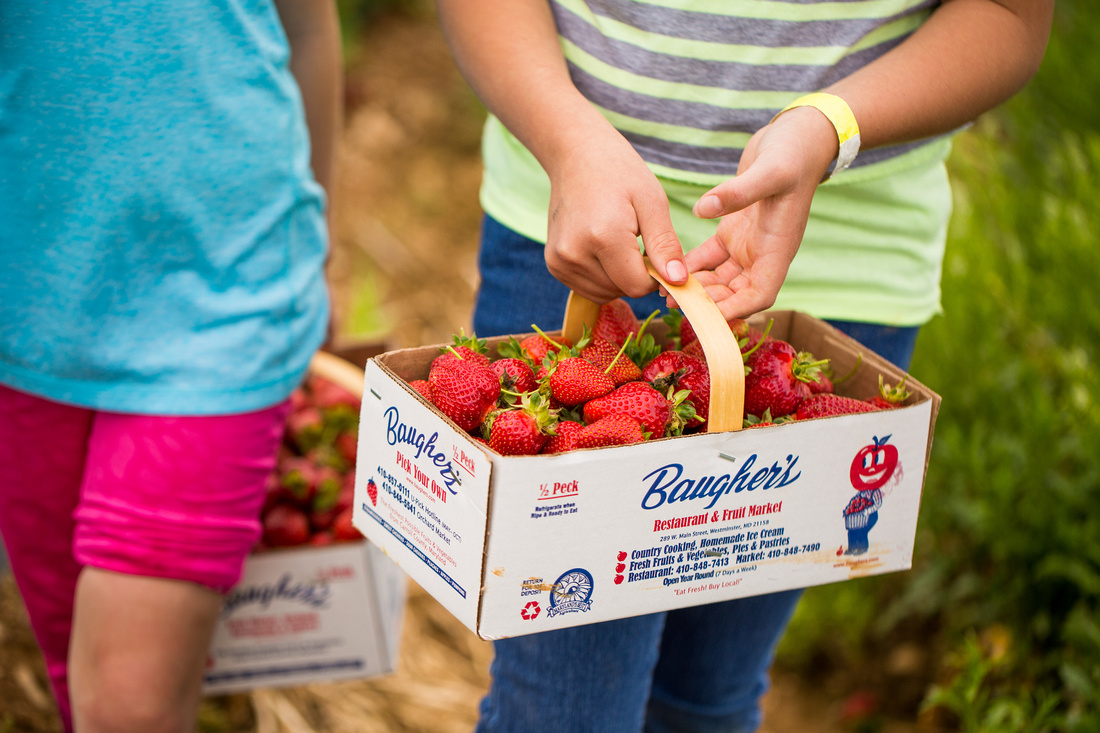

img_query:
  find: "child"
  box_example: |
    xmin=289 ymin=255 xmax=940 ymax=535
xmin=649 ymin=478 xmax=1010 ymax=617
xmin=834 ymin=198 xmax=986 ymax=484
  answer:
xmin=434 ymin=0 xmax=1053 ymax=730
xmin=0 ymin=1 xmax=341 ymax=730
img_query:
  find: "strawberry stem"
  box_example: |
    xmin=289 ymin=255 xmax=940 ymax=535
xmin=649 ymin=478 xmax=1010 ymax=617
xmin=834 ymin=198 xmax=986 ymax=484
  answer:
xmin=604 ymin=333 xmax=634 ymax=375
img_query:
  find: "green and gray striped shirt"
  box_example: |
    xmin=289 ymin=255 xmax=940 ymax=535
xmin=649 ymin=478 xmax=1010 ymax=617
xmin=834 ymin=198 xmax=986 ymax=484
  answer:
xmin=481 ymin=0 xmax=956 ymax=326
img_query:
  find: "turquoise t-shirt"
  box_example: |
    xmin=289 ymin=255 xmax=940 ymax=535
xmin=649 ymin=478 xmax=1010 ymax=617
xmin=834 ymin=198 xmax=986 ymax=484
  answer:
xmin=0 ymin=0 xmax=330 ymax=415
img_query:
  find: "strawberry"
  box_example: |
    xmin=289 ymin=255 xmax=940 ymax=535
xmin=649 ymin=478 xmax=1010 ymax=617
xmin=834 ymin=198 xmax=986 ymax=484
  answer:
xmin=408 ymin=379 xmax=433 ymax=401
xmin=665 ymin=309 xmax=757 ymax=354
xmin=483 ymin=392 xmax=556 ymax=456
xmin=308 ymin=468 xmax=345 ymax=528
xmin=795 ymin=393 xmax=881 ymax=420
xmin=289 ymin=385 xmax=311 ymax=412
xmin=308 ymin=375 xmax=361 ymax=410
xmin=581 ymin=335 xmax=641 ymax=386
xmin=277 ymin=455 xmax=321 ymax=504
xmin=433 ymin=330 xmax=490 ymax=369
xmin=542 ymin=419 xmax=584 ymax=454
xmin=574 ymin=414 xmax=647 ymax=449
xmin=334 ymin=430 xmax=357 ymax=463
xmin=809 ymin=370 xmax=834 ymax=394
xmin=512 ymin=331 xmax=571 ymax=366
xmin=682 ymin=338 xmax=706 ymax=363
xmin=583 ymin=381 xmax=671 ymax=438
xmin=593 ymin=298 xmax=640 ymax=347
xmin=546 ymin=356 xmax=615 ymax=407
xmin=743 ymin=339 xmax=828 ymax=419
xmin=308 ymin=531 xmax=336 ymax=546
xmin=262 ymin=503 xmax=311 ymax=547
xmin=365 ymin=477 xmax=378 ymax=505
xmin=428 ymin=358 xmax=501 ymax=433
xmin=642 ymin=350 xmax=710 ymax=431
xmin=492 ymin=357 xmax=538 ymax=396
xmin=867 ymin=375 xmax=910 ymax=409
xmin=284 ymin=404 xmax=324 ymax=453
xmin=332 ymin=506 xmax=362 ymax=541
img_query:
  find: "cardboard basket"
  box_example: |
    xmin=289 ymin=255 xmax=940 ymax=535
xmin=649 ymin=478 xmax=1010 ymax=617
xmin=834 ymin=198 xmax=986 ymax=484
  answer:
xmin=353 ymin=267 xmax=940 ymax=640
xmin=204 ymin=349 xmax=407 ymax=694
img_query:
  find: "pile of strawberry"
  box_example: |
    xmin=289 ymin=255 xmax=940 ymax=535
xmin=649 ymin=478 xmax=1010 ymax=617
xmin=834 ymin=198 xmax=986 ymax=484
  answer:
xmin=408 ymin=300 xmax=911 ymax=456
xmin=846 ymin=494 xmax=876 ymax=515
xmin=255 ymin=372 xmax=365 ymax=550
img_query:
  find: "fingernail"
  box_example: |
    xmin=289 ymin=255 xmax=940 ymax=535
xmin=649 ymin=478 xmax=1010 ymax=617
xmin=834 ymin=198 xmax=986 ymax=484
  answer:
xmin=694 ymin=195 xmax=721 ymax=218
xmin=667 ymin=259 xmax=687 ymax=283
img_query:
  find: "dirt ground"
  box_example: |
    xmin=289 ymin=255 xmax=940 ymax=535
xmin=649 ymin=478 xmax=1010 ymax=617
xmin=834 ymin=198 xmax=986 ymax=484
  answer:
xmin=0 ymin=7 xmax=936 ymax=732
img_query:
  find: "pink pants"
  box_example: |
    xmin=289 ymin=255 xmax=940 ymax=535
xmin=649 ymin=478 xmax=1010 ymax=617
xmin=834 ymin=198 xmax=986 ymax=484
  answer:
xmin=0 ymin=384 xmax=289 ymax=730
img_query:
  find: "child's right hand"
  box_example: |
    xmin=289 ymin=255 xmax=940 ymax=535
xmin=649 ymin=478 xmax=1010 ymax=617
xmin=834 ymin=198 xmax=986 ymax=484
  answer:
xmin=542 ymin=120 xmax=688 ymax=304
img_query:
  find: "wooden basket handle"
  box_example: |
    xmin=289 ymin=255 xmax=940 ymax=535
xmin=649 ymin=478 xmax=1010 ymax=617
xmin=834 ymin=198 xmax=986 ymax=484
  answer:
xmin=561 ymin=260 xmax=745 ymax=433
xmin=309 ymin=351 xmax=366 ymax=399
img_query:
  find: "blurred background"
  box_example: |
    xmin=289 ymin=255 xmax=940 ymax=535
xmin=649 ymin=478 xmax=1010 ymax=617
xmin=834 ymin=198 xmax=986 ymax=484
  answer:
xmin=2 ymin=1 xmax=1097 ymax=731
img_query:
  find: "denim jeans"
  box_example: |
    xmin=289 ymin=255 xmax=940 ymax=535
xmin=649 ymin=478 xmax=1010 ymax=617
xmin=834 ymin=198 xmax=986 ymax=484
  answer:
xmin=472 ymin=215 xmax=919 ymax=733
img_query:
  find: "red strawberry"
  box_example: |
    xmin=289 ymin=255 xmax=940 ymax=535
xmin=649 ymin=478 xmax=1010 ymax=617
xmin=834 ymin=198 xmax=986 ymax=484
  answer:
xmin=581 ymin=336 xmax=641 ymax=386
xmin=593 ymin=298 xmax=640 ymax=347
xmin=277 ymin=455 xmax=321 ymax=504
xmin=542 ymin=420 xmax=585 ymax=454
xmin=408 ymin=379 xmax=433 ymax=401
xmin=547 ymin=356 xmax=615 ymax=407
xmin=492 ymin=357 xmax=538 ymax=395
xmin=262 ymin=503 xmax=311 ymax=547
xmin=574 ymin=414 xmax=647 ymax=449
xmin=433 ymin=330 xmax=490 ymax=369
xmin=284 ymin=405 xmax=324 ymax=452
xmin=642 ymin=350 xmax=710 ymax=431
xmin=809 ymin=370 xmax=834 ymax=394
xmin=289 ymin=385 xmax=310 ymax=412
xmin=333 ymin=506 xmax=363 ymax=541
xmin=335 ymin=430 xmax=357 ymax=463
xmin=428 ymin=359 xmax=501 ymax=433
xmin=486 ymin=410 xmax=548 ymax=455
xmin=517 ymin=332 xmax=571 ymax=365
xmin=365 ymin=477 xmax=378 ymax=505
xmin=682 ymin=338 xmax=706 ymax=362
xmin=867 ymin=375 xmax=910 ymax=409
xmin=583 ymin=381 xmax=671 ymax=438
xmin=743 ymin=409 xmax=787 ymax=429
xmin=308 ymin=531 xmax=336 ymax=546
xmin=743 ymin=340 xmax=828 ymax=419
xmin=795 ymin=393 xmax=881 ymax=420
xmin=667 ymin=309 xmax=756 ymax=353
xmin=483 ymin=392 xmax=556 ymax=456
xmin=308 ymin=376 xmax=361 ymax=410
xmin=309 ymin=469 xmax=345 ymax=529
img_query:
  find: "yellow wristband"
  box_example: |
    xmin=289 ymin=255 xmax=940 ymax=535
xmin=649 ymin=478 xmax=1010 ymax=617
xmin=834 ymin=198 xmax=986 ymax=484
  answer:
xmin=771 ymin=92 xmax=861 ymax=181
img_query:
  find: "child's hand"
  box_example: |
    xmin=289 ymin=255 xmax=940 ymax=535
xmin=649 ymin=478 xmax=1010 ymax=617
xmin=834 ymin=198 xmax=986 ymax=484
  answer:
xmin=543 ymin=122 xmax=688 ymax=303
xmin=680 ymin=106 xmax=840 ymax=321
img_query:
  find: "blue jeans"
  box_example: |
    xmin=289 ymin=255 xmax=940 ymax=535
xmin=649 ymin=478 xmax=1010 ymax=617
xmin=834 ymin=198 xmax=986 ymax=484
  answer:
xmin=473 ymin=215 xmax=919 ymax=733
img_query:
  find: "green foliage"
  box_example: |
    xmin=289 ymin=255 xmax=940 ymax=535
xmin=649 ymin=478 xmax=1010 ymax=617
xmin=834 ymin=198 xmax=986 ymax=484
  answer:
xmin=921 ymin=632 xmax=1064 ymax=733
xmin=779 ymin=3 xmax=1100 ymax=728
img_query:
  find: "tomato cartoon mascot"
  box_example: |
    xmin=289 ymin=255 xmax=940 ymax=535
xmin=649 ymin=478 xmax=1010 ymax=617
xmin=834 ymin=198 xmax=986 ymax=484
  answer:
xmin=844 ymin=435 xmax=899 ymax=556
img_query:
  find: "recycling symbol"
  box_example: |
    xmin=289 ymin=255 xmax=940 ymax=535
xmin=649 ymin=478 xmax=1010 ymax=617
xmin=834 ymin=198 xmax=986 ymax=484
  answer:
xmin=520 ymin=601 xmax=541 ymax=620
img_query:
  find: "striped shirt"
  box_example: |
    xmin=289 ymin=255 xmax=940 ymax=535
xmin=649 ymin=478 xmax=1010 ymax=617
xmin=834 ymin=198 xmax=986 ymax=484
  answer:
xmin=552 ymin=0 xmax=942 ymax=183
xmin=480 ymin=0 xmax=956 ymax=326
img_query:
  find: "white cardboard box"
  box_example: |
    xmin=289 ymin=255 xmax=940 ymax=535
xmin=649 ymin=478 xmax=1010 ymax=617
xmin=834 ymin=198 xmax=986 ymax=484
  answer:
xmin=203 ymin=540 xmax=406 ymax=694
xmin=353 ymin=311 xmax=940 ymax=640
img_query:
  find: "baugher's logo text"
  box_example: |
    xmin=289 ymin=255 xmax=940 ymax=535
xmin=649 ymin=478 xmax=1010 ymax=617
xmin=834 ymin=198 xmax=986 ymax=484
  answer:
xmin=384 ymin=406 xmax=460 ymax=494
xmin=641 ymin=454 xmax=802 ymax=510
xmin=221 ymin=573 xmax=332 ymax=616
